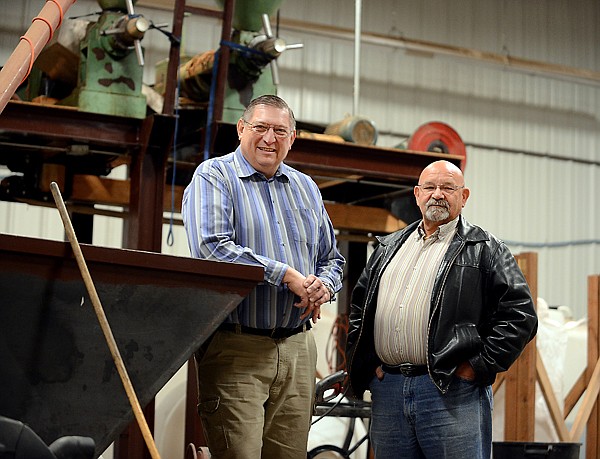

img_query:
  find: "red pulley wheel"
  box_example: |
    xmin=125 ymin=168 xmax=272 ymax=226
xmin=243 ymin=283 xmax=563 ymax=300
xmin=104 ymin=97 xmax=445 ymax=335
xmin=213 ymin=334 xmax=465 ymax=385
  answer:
xmin=406 ymin=121 xmax=467 ymax=171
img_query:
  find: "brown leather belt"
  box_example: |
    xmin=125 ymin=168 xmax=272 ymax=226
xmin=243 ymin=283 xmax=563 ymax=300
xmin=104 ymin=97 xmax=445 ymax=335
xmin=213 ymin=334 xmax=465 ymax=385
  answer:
xmin=382 ymin=363 xmax=428 ymax=377
xmin=218 ymin=322 xmax=309 ymax=340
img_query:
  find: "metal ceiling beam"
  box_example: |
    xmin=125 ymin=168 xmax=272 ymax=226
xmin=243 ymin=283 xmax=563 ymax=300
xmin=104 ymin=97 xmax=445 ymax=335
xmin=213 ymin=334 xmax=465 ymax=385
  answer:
xmin=288 ymin=136 xmax=463 ymax=182
xmin=0 ymin=102 xmax=141 ymax=149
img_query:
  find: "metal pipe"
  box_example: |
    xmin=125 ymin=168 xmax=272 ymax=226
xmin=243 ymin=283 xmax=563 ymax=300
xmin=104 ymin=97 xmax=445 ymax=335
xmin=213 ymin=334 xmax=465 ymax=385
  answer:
xmin=0 ymin=0 xmax=77 ymax=113
xmin=162 ymin=0 xmax=187 ymax=115
xmin=136 ymin=2 xmax=600 ymax=86
xmin=213 ymin=0 xmax=235 ymax=123
xmin=125 ymin=0 xmax=145 ymax=66
xmin=353 ymin=0 xmax=361 ymax=116
xmin=278 ymin=17 xmax=600 ymax=87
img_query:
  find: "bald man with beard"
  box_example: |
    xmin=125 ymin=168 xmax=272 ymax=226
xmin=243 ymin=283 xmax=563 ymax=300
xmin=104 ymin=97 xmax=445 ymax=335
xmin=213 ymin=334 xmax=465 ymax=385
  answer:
xmin=346 ymin=160 xmax=537 ymax=459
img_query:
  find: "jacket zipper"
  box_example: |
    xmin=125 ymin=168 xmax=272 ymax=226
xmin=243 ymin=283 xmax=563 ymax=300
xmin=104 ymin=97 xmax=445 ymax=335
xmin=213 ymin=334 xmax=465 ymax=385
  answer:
xmin=427 ymin=237 xmax=465 ymax=393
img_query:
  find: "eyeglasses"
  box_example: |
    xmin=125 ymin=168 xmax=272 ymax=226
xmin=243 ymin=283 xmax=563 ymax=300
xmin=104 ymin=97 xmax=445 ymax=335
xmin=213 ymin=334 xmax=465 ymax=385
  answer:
xmin=417 ymin=183 xmax=464 ymax=194
xmin=242 ymin=120 xmax=292 ymax=138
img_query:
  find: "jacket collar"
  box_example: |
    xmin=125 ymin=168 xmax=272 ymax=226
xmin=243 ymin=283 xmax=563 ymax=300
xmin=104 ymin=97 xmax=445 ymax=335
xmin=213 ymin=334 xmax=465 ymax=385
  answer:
xmin=376 ymin=215 xmax=489 ymax=247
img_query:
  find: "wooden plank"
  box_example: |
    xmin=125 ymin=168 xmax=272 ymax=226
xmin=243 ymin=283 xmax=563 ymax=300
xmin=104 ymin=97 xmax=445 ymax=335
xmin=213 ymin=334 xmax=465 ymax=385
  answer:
xmin=69 ymin=175 xmax=184 ymax=213
xmin=316 ymin=175 xmax=364 ymax=190
xmin=564 ymin=372 xmax=588 ymax=418
xmin=324 ymin=202 xmax=406 ymax=233
xmin=536 ymin=351 xmax=570 ymax=441
xmin=58 ymin=176 xmax=410 ymax=235
xmin=296 ymin=131 xmax=345 ymax=143
xmin=72 ymin=175 xmax=130 ymax=205
xmin=585 ymin=276 xmax=600 ymax=458
xmin=503 ymin=252 xmax=537 ymax=441
xmin=571 ymin=357 xmax=600 ymax=442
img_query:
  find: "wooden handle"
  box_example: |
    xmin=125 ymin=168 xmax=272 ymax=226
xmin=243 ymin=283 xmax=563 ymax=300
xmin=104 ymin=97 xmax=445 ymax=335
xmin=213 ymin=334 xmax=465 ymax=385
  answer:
xmin=50 ymin=182 xmax=161 ymax=459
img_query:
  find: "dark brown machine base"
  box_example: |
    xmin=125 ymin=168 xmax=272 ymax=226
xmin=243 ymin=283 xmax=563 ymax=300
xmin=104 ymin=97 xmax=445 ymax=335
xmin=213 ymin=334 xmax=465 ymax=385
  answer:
xmin=0 ymin=234 xmax=262 ymax=456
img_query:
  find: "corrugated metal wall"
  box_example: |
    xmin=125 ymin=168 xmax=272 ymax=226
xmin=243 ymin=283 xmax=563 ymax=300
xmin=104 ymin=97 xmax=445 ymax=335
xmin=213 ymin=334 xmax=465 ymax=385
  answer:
xmin=270 ymin=0 xmax=600 ymax=318
xmin=1 ymin=0 xmax=599 ymax=318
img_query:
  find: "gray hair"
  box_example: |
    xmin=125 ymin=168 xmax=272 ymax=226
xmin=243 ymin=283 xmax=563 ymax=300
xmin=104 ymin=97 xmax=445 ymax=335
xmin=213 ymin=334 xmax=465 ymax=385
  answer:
xmin=242 ymin=95 xmax=296 ymax=131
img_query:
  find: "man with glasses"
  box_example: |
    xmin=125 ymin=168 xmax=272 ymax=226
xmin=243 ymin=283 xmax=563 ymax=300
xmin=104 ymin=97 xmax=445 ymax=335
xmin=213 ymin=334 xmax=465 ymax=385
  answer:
xmin=182 ymin=95 xmax=345 ymax=458
xmin=346 ymin=160 xmax=537 ymax=459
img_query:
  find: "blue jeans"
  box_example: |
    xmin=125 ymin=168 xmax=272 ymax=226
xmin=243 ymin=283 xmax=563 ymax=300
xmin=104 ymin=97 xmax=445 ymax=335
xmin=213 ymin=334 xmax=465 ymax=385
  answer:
xmin=369 ymin=372 xmax=492 ymax=459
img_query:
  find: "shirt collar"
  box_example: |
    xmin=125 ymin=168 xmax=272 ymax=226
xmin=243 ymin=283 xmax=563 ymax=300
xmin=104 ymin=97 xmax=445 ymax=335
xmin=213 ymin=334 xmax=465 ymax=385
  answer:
xmin=234 ymin=147 xmax=290 ymax=181
xmin=416 ymin=215 xmax=460 ymax=241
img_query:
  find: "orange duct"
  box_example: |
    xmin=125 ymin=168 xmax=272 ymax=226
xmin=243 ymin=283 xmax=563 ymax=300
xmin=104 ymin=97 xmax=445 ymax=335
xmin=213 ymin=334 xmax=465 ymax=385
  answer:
xmin=0 ymin=0 xmax=77 ymax=114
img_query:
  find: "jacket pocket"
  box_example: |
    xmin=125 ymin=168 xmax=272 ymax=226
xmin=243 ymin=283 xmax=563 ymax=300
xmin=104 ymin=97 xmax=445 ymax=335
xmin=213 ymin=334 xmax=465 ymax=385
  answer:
xmin=453 ymin=323 xmax=482 ymax=357
xmin=437 ymin=323 xmax=482 ymax=365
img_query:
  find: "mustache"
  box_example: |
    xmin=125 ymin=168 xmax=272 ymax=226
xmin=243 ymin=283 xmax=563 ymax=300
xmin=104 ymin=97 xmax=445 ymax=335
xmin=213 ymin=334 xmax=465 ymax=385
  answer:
xmin=426 ymin=198 xmax=449 ymax=209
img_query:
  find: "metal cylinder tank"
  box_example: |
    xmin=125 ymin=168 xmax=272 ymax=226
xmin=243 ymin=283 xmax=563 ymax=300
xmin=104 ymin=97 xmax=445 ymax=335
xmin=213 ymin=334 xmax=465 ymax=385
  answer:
xmin=324 ymin=116 xmax=378 ymax=146
xmin=214 ymin=0 xmax=284 ymax=32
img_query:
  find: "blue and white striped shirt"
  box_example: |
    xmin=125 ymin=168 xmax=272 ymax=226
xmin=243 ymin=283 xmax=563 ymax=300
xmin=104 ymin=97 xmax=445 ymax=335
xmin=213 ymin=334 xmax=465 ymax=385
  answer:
xmin=182 ymin=147 xmax=345 ymax=329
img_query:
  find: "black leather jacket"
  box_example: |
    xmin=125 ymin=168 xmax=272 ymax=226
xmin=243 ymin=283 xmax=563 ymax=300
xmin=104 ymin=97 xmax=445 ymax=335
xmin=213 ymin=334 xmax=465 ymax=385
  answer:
xmin=346 ymin=215 xmax=538 ymax=396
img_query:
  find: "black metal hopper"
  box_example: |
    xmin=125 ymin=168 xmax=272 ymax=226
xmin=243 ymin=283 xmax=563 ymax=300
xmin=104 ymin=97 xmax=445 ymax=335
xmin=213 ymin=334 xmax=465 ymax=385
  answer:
xmin=0 ymin=233 xmax=263 ymax=455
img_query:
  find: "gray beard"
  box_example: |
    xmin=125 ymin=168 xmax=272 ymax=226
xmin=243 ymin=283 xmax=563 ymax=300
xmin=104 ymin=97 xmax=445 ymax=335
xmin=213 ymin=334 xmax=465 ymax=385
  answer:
xmin=425 ymin=200 xmax=450 ymax=221
xmin=425 ymin=207 xmax=449 ymax=221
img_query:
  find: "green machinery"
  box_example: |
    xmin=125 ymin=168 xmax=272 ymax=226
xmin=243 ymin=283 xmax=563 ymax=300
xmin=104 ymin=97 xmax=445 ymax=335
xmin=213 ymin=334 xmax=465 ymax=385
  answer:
xmin=59 ymin=0 xmax=298 ymax=121
xmin=68 ymin=0 xmax=149 ymax=118
xmin=176 ymin=0 xmax=302 ymax=123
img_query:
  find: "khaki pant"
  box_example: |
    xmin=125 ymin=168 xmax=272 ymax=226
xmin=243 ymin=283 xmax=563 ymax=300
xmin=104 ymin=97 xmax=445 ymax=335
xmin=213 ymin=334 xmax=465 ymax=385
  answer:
xmin=195 ymin=328 xmax=317 ymax=459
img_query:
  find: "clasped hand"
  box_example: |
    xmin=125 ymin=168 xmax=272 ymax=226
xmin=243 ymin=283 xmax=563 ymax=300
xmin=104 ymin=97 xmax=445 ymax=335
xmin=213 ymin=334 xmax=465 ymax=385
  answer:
xmin=284 ymin=270 xmax=331 ymax=324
